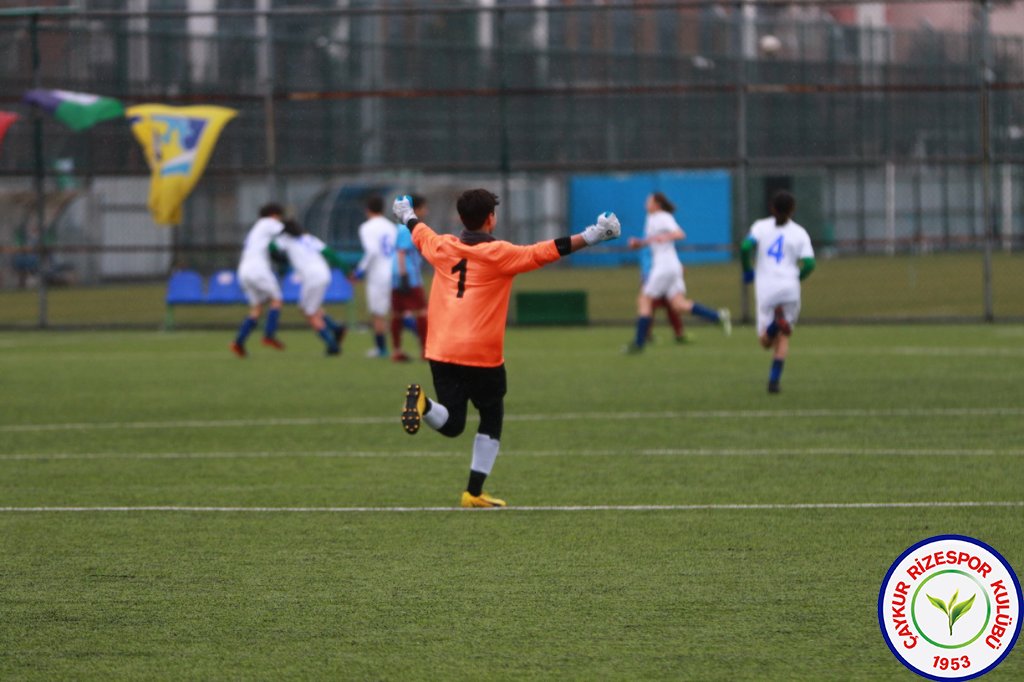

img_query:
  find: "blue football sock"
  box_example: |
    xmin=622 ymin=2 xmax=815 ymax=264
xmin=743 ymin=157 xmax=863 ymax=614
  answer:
xmin=317 ymin=328 xmax=339 ymax=352
xmin=323 ymin=315 xmax=342 ymax=332
xmin=375 ymin=333 xmax=387 ymax=354
xmin=235 ymin=317 xmax=258 ymax=345
xmin=403 ymin=317 xmax=418 ymax=332
xmin=690 ymin=303 xmax=719 ymax=322
xmin=264 ymin=309 xmax=280 ymax=339
xmin=769 ymin=359 xmax=785 ymax=383
xmin=634 ymin=316 xmax=653 ymax=348
xmin=766 ymin=320 xmax=779 ymax=339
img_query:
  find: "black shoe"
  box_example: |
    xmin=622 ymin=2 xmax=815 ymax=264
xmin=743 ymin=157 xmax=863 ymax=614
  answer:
xmin=768 ymin=381 xmax=780 ymax=394
xmin=326 ymin=345 xmax=340 ymax=356
xmin=402 ymin=384 xmax=425 ymax=435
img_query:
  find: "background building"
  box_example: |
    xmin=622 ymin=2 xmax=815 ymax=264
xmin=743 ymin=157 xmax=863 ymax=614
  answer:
xmin=0 ymin=0 xmax=1020 ymax=288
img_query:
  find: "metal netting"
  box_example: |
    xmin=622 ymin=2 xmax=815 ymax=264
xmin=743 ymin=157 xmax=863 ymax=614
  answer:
xmin=0 ymin=1 xmax=1021 ymax=326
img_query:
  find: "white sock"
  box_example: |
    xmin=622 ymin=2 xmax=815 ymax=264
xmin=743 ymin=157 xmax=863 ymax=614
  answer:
xmin=423 ymin=399 xmax=448 ymax=430
xmin=470 ymin=433 xmax=500 ymax=475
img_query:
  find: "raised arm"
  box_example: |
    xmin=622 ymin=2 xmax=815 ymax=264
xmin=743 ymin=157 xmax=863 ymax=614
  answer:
xmin=320 ymin=244 xmax=350 ymax=273
xmin=392 ymin=196 xmax=620 ymax=270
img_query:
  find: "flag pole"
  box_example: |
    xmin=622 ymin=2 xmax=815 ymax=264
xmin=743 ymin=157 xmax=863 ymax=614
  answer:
xmin=30 ymin=11 xmax=48 ymax=328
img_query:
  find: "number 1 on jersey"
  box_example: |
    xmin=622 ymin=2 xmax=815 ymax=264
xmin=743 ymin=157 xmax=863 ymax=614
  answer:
xmin=451 ymin=258 xmax=468 ymax=298
xmin=767 ymin=235 xmax=785 ymax=264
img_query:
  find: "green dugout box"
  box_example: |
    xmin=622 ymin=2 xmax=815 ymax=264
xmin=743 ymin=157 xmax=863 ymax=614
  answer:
xmin=514 ymin=291 xmax=588 ymax=326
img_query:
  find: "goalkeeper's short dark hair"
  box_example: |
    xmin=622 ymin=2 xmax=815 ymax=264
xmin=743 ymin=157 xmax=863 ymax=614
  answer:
xmin=457 ymin=189 xmax=499 ymax=231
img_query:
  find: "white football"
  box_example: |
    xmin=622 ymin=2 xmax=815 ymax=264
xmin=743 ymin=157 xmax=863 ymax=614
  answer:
xmin=759 ymin=35 xmax=782 ymax=54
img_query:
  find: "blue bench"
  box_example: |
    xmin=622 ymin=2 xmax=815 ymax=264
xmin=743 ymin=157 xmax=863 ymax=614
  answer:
xmin=165 ymin=269 xmax=353 ymax=329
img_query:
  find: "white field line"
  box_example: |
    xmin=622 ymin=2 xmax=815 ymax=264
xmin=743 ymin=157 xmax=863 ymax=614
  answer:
xmin=2 ymin=447 xmax=1024 ymax=462
xmin=0 ymin=501 xmax=1021 ymax=514
xmin=2 ymin=407 xmax=1023 ymax=433
xmin=801 ymin=347 xmax=1024 ymax=358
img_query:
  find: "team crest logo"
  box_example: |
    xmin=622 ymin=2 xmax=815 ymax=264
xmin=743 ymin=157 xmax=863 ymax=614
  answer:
xmin=879 ymin=535 xmax=1021 ymax=679
xmin=146 ymin=114 xmax=208 ymax=177
xmin=126 ymin=104 xmax=237 ymax=225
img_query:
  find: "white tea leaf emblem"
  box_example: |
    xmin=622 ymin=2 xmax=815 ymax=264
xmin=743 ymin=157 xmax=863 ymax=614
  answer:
xmin=927 ymin=590 xmax=977 ymax=636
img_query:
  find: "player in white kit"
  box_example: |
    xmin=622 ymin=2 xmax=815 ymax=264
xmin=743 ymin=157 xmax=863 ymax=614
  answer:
xmin=625 ymin=192 xmax=731 ymax=353
xmin=354 ymin=196 xmax=397 ymax=358
xmin=740 ymin=190 xmax=816 ymax=394
xmin=273 ymin=219 xmax=349 ymax=356
xmin=231 ymin=203 xmax=286 ymax=358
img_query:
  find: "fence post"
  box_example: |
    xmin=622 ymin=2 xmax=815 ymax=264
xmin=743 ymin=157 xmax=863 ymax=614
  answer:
xmin=257 ymin=0 xmax=277 ymax=199
xmin=30 ymin=12 xmax=48 ymax=328
xmin=736 ymin=2 xmax=752 ymax=324
xmin=1001 ymin=163 xmax=1013 ymax=252
xmin=885 ymin=161 xmax=895 ymax=255
xmin=979 ymin=0 xmax=994 ymax=322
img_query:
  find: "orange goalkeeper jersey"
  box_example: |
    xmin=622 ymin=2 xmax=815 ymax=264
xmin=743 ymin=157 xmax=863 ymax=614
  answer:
xmin=412 ymin=222 xmax=562 ymax=367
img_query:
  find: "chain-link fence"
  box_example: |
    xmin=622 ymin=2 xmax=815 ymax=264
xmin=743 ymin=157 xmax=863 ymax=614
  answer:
xmin=0 ymin=1 xmax=1021 ymax=327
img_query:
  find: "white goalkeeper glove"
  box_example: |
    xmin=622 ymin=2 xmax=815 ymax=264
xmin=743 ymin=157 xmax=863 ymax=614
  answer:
xmin=580 ymin=212 xmax=621 ymax=245
xmin=392 ymin=195 xmax=418 ymax=225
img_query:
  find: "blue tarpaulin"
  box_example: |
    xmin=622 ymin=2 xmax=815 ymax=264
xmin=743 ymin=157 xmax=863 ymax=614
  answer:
xmin=569 ymin=170 xmax=732 ymax=267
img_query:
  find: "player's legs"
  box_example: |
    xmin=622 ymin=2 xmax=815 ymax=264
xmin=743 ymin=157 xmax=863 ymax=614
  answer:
xmin=759 ymin=301 xmax=799 ymax=393
xmin=390 ymin=317 xmax=408 ymax=360
xmin=390 ymin=290 xmax=408 ymax=361
xmin=261 ymin=298 xmax=285 ymax=349
xmin=301 ymin=281 xmax=338 ymax=355
xmin=757 ymin=304 xmax=774 ymax=349
xmin=402 ymin=386 xmax=456 ymax=437
xmin=232 ymin=301 xmax=263 ymax=357
xmin=759 ymin=301 xmax=798 ymax=345
xmin=366 ymin=279 xmax=391 ymax=358
xmin=322 ymin=311 xmax=347 ymax=350
xmin=235 ymin=269 xmax=275 ymax=355
xmin=622 ymin=266 xmax=679 ymax=350
xmin=768 ymin=335 xmax=789 ymax=394
xmin=647 ymin=298 xmax=665 ymax=342
xmin=389 ymin=288 xmax=405 ymax=356
xmin=676 ymin=294 xmax=730 ymax=335
xmin=241 ymin=269 xmax=284 ymax=349
xmin=664 ymin=301 xmax=685 ymax=342
xmin=649 ymin=298 xmax=683 ymax=343
xmin=308 ymin=310 xmax=341 ymax=355
xmin=463 ymin=365 xmax=507 ymax=507
xmin=626 ymin=291 xmax=656 ymax=353
xmin=403 ymin=360 xmax=468 ymax=438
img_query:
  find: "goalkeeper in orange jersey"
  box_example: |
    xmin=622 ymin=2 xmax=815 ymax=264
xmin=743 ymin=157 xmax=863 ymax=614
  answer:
xmin=394 ymin=189 xmax=620 ymax=507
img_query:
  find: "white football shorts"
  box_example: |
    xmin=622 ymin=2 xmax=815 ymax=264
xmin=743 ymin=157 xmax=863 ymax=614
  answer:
xmin=299 ymin=278 xmax=329 ymax=316
xmin=365 ymin=277 xmax=392 ymax=317
xmin=642 ymin=267 xmax=686 ymax=300
xmin=757 ymin=299 xmax=801 ymax=336
xmin=238 ymin=266 xmax=282 ymax=307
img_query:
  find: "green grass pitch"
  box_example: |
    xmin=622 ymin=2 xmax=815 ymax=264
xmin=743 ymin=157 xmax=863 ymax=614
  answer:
xmin=0 ymin=324 xmax=1022 ymax=680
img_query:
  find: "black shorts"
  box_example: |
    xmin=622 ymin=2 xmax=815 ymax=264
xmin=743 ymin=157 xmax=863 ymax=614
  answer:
xmin=429 ymin=360 xmax=506 ymax=439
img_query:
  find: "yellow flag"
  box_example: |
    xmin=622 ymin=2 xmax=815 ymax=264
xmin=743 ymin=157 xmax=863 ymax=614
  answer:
xmin=126 ymin=104 xmax=237 ymax=225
